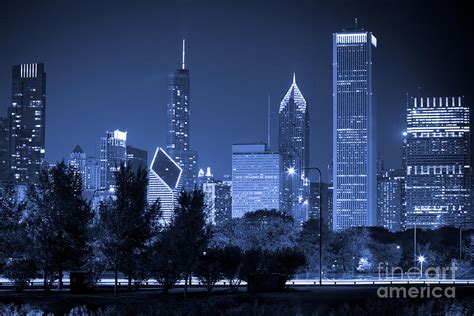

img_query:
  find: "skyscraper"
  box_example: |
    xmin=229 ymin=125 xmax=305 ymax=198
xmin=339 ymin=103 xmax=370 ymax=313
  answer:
xmin=405 ymin=96 xmax=471 ymax=229
xmin=126 ymin=145 xmax=148 ymax=174
xmin=84 ymin=156 xmax=100 ymax=192
xmin=377 ymin=169 xmax=404 ymax=232
xmin=8 ymin=63 xmax=46 ymax=184
xmin=166 ymin=40 xmax=198 ymax=192
xmin=232 ymin=143 xmax=280 ymax=218
xmin=68 ymin=145 xmax=87 ymax=185
xmin=215 ymin=181 xmax=232 ymax=225
xmin=100 ymin=130 xmax=127 ymax=190
xmin=332 ymin=30 xmax=377 ymax=230
xmin=67 ymin=146 xmax=100 ymax=193
xmin=279 ymin=74 xmax=310 ymax=224
xmin=147 ymin=147 xmax=182 ymax=223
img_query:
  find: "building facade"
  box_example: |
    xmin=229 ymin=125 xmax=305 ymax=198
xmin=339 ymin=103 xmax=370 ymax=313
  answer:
xmin=100 ymin=130 xmax=127 ymax=190
xmin=215 ymin=181 xmax=232 ymax=225
xmin=405 ymin=96 xmax=471 ymax=229
xmin=8 ymin=63 xmax=46 ymax=184
xmin=332 ymin=31 xmax=377 ymax=230
xmin=232 ymin=144 xmax=280 ymax=218
xmin=279 ymin=74 xmax=310 ymax=224
xmin=166 ymin=40 xmax=198 ymax=192
xmin=377 ymin=169 xmax=404 ymax=232
xmin=126 ymin=145 xmax=148 ymax=174
xmin=147 ymin=147 xmax=182 ymax=223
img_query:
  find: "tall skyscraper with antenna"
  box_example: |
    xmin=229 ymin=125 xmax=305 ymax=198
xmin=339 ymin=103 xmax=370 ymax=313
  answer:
xmin=166 ymin=39 xmax=198 ymax=191
xmin=279 ymin=73 xmax=310 ymax=224
xmin=332 ymin=29 xmax=377 ymax=230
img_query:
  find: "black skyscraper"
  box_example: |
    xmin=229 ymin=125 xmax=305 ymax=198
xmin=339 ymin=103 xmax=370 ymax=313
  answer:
xmin=166 ymin=40 xmax=198 ymax=191
xmin=8 ymin=63 xmax=46 ymax=184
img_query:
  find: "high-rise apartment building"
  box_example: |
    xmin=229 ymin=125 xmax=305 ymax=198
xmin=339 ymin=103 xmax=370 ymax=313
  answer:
xmin=8 ymin=63 xmax=46 ymax=184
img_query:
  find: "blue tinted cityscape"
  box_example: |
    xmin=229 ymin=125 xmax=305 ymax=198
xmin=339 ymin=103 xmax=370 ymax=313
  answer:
xmin=0 ymin=0 xmax=473 ymax=314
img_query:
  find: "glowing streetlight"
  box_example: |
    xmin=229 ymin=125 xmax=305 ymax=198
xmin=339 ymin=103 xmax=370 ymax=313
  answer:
xmin=417 ymin=255 xmax=426 ymax=278
xmin=287 ymin=166 xmax=296 ymax=175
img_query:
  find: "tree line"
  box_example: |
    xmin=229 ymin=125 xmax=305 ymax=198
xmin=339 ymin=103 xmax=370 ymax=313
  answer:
xmin=1 ymin=162 xmax=473 ymax=294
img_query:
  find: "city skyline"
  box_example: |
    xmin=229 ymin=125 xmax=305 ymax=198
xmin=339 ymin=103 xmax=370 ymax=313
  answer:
xmin=1 ymin=0 xmax=472 ymax=181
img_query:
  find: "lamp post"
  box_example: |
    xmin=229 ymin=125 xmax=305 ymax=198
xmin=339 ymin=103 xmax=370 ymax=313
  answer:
xmin=413 ymin=214 xmax=423 ymax=269
xmin=287 ymin=166 xmax=323 ymax=286
xmin=417 ymin=255 xmax=425 ymax=278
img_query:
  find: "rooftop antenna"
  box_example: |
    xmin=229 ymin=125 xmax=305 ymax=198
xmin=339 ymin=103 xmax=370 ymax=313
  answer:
xmin=182 ymin=39 xmax=186 ymax=69
xmin=355 ymin=17 xmax=358 ymax=30
xmin=293 ymin=72 xmax=296 ymax=85
xmin=267 ymin=93 xmax=271 ymax=149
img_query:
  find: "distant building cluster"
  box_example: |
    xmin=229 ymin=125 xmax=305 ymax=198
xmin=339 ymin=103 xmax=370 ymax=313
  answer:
xmin=0 ymin=30 xmax=471 ymax=231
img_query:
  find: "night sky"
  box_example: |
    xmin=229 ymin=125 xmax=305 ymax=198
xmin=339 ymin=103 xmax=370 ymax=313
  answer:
xmin=0 ymin=0 xmax=472 ymax=181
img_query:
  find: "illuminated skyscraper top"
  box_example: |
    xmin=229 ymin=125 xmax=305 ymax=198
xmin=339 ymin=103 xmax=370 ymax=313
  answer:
xmin=332 ymin=30 xmax=377 ymax=230
xmin=405 ymin=96 xmax=471 ymax=229
xmin=279 ymin=73 xmax=310 ymax=224
xmin=166 ymin=39 xmax=198 ymax=191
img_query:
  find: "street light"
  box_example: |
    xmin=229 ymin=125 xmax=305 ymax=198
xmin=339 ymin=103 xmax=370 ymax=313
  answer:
xmin=287 ymin=166 xmax=323 ymax=286
xmin=413 ymin=214 xmax=423 ymax=269
xmin=287 ymin=166 xmax=296 ymax=176
xmin=417 ymin=255 xmax=426 ymax=278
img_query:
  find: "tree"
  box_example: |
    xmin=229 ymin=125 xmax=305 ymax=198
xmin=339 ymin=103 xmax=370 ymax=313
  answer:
xmin=211 ymin=209 xmax=297 ymax=251
xmin=170 ymin=189 xmax=211 ymax=299
xmin=195 ymin=248 xmax=222 ymax=292
xmin=97 ymin=163 xmax=160 ymax=296
xmin=219 ymin=245 xmax=243 ymax=292
xmin=0 ymin=182 xmax=37 ymax=291
xmin=150 ymin=227 xmax=181 ymax=293
xmin=298 ymin=219 xmax=321 ymax=275
xmin=27 ymin=162 xmax=93 ymax=290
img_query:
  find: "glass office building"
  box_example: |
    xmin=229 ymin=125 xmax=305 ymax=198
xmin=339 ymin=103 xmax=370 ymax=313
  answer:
xmin=377 ymin=169 xmax=404 ymax=232
xmin=232 ymin=144 xmax=280 ymax=218
xmin=332 ymin=31 xmax=377 ymax=230
xmin=405 ymin=96 xmax=471 ymax=229
xmin=279 ymin=74 xmax=310 ymax=224
xmin=148 ymin=147 xmax=183 ymax=223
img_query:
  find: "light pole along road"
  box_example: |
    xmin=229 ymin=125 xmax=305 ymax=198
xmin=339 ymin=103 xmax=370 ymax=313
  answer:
xmin=288 ymin=166 xmax=323 ymax=286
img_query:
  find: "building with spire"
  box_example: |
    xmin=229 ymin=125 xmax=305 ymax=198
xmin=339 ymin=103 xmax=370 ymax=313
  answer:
xmin=166 ymin=39 xmax=198 ymax=192
xmin=279 ymin=73 xmax=310 ymax=224
xmin=332 ymin=30 xmax=377 ymax=230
